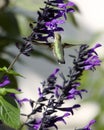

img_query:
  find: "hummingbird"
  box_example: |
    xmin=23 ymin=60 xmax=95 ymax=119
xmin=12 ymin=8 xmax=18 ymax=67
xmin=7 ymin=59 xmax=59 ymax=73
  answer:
xmin=31 ymin=32 xmax=81 ymax=64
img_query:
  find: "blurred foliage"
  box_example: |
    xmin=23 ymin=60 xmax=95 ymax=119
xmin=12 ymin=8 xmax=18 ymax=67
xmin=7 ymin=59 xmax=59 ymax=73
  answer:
xmin=80 ymin=66 xmax=104 ymax=130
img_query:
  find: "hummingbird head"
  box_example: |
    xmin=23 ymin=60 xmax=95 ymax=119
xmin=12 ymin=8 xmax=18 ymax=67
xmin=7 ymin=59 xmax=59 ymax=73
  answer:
xmin=54 ymin=32 xmax=61 ymax=42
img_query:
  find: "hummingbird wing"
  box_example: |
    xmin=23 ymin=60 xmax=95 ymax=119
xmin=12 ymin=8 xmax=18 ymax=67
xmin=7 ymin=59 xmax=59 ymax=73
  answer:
xmin=62 ymin=43 xmax=81 ymax=48
xmin=31 ymin=41 xmax=52 ymax=49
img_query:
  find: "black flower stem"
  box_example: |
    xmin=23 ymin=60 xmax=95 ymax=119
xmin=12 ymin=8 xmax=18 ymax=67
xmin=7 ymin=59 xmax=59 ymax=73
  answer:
xmin=7 ymin=52 xmax=22 ymax=71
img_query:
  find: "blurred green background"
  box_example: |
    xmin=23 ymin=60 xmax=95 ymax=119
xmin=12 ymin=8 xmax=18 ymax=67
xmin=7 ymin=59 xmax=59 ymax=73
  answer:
xmin=0 ymin=0 xmax=104 ymax=130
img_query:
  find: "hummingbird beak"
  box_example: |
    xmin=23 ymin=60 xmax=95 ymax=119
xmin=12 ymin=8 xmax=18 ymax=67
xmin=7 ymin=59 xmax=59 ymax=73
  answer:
xmin=58 ymin=59 xmax=65 ymax=64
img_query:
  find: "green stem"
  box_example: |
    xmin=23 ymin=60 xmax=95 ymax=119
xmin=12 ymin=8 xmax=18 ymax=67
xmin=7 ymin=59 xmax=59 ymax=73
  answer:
xmin=7 ymin=52 xmax=21 ymax=71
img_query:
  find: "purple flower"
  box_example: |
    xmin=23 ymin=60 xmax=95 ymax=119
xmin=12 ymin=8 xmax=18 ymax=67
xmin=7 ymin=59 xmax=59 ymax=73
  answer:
xmin=37 ymin=87 xmax=48 ymax=102
xmin=84 ymin=55 xmax=101 ymax=70
xmin=76 ymin=120 xmax=96 ymax=130
xmin=40 ymin=113 xmax=70 ymax=130
xmin=16 ymin=41 xmax=33 ymax=56
xmin=55 ymin=0 xmax=63 ymax=3
xmin=54 ymin=85 xmax=62 ymax=98
xmin=88 ymin=43 xmax=101 ymax=54
xmin=45 ymin=68 xmax=59 ymax=90
xmin=72 ymin=44 xmax=101 ymax=71
xmin=38 ymin=87 xmax=43 ymax=98
xmin=9 ymin=88 xmax=29 ymax=105
xmin=84 ymin=120 xmax=96 ymax=130
xmin=33 ymin=119 xmax=41 ymax=130
xmin=71 ymin=82 xmax=81 ymax=88
xmin=53 ymin=113 xmax=70 ymax=124
xmin=58 ymin=1 xmax=75 ymax=8
xmin=45 ymin=19 xmax=65 ymax=31
xmin=67 ymin=88 xmax=87 ymax=99
xmin=49 ymin=68 xmax=59 ymax=78
xmin=84 ymin=43 xmax=102 ymax=70
xmin=17 ymin=98 xmax=29 ymax=104
xmin=58 ymin=1 xmax=75 ymax=19
xmin=27 ymin=0 xmax=75 ymax=43
xmin=57 ymin=104 xmax=80 ymax=115
xmin=0 ymin=76 xmax=10 ymax=87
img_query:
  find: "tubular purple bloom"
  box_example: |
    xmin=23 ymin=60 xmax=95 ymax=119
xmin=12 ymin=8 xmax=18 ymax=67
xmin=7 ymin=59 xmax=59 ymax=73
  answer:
xmin=56 ymin=0 xmax=63 ymax=3
xmin=88 ymin=43 xmax=102 ymax=54
xmin=0 ymin=76 xmax=10 ymax=87
xmin=54 ymin=85 xmax=61 ymax=98
xmin=71 ymin=82 xmax=81 ymax=88
xmin=67 ymin=1 xmax=75 ymax=6
xmin=58 ymin=1 xmax=75 ymax=19
xmin=38 ymin=87 xmax=43 ymax=98
xmin=57 ymin=104 xmax=80 ymax=115
xmin=16 ymin=42 xmax=33 ymax=56
xmin=75 ymin=120 xmax=96 ymax=130
xmin=10 ymin=90 xmax=29 ymax=105
xmin=67 ymin=88 xmax=87 ymax=99
xmin=54 ymin=113 xmax=70 ymax=124
xmin=17 ymin=98 xmax=29 ymax=103
xmin=72 ymin=44 xmax=102 ymax=71
xmin=46 ymin=19 xmax=65 ymax=30
xmin=58 ymin=1 xmax=75 ymax=8
xmin=43 ymin=113 xmax=70 ymax=129
xmin=84 ymin=55 xmax=101 ymax=70
xmin=46 ymin=68 xmax=59 ymax=86
xmin=26 ymin=0 xmax=76 ymax=43
xmin=50 ymin=68 xmax=60 ymax=77
xmin=67 ymin=8 xmax=75 ymax=13
xmin=84 ymin=119 xmax=96 ymax=130
xmin=33 ymin=119 xmax=41 ymax=130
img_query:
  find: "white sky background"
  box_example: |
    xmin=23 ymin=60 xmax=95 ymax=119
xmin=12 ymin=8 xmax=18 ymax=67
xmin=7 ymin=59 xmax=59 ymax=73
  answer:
xmin=16 ymin=0 xmax=104 ymax=129
xmin=72 ymin=0 xmax=104 ymax=32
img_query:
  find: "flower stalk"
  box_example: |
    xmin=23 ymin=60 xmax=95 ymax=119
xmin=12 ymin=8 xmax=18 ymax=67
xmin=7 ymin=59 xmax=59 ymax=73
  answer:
xmin=7 ymin=52 xmax=21 ymax=71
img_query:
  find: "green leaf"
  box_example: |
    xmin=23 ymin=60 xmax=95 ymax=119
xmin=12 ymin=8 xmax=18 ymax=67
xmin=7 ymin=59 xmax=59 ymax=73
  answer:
xmin=0 ymin=58 xmax=18 ymax=89
xmin=7 ymin=69 xmax=24 ymax=77
xmin=5 ymin=88 xmax=21 ymax=94
xmin=0 ymin=66 xmax=8 ymax=72
xmin=0 ymin=9 xmax=21 ymax=50
xmin=0 ymin=66 xmax=7 ymax=72
xmin=0 ymin=88 xmax=7 ymax=96
xmin=0 ymin=10 xmax=20 ymax=36
xmin=0 ymin=88 xmax=21 ymax=96
xmin=0 ymin=96 xmax=21 ymax=129
xmin=0 ymin=67 xmax=8 ymax=79
xmin=0 ymin=66 xmax=24 ymax=77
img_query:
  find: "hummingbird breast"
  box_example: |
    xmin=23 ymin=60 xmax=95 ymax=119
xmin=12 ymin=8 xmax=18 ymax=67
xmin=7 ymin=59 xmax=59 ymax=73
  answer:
xmin=53 ymin=40 xmax=65 ymax=64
